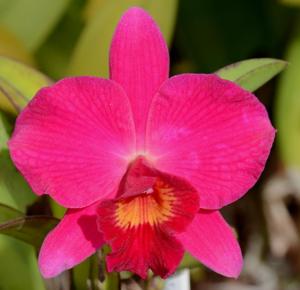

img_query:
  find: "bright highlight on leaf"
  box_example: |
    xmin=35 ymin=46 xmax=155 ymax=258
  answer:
xmin=0 ymin=56 xmax=52 ymax=115
xmin=9 ymin=7 xmax=276 ymax=280
xmin=216 ymin=58 xmax=288 ymax=92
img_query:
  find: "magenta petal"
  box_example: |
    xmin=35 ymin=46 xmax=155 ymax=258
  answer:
xmin=9 ymin=77 xmax=136 ymax=208
xmin=39 ymin=203 xmax=104 ymax=278
xmin=110 ymin=7 xmax=169 ymax=149
xmin=177 ymin=210 xmax=243 ymax=278
xmin=146 ymin=74 xmax=275 ymax=209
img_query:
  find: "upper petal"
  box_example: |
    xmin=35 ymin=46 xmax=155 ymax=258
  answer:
xmin=9 ymin=77 xmax=136 ymax=208
xmin=177 ymin=210 xmax=243 ymax=278
xmin=39 ymin=202 xmax=104 ymax=278
xmin=146 ymin=74 xmax=275 ymax=209
xmin=109 ymin=7 xmax=169 ymax=150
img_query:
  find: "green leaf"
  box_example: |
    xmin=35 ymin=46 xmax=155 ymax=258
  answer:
xmin=0 ymin=56 xmax=52 ymax=115
xmin=0 ymin=150 xmax=37 ymax=211
xmin=0 ymin=205 xmax=53 ymax=290
xmin=0 ymin=77 xmax=28 ymax=114
xmin=0 ymin=203 xmax=23 ymax=222
xmin=0 ymin=129 xmax=47 ymax=290
xmin=0 ymin=149 xmax=48 ymax=289
xmin=0 ymin=56 xmax=52 ymax=99
xmin=68 ymin=0 xmax=178 ymax=77
xmin=216 ymin=58 xmax=287 ymax=92
xmin=0 ymin=204 xmax=58 ymax=249
xmin=0 ymin=204 xmax=56 ymax=290
xmin=0 ymin=0 xmax=71 ymax=51
xmin=0 ymin=112 xmax=10 ymax=150
xmin=275 ymin=24 xmax=300 ymax=169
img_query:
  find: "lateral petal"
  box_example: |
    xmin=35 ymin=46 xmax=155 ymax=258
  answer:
xmin=177 ymin=210 xmax=243 ymax=278
xmin=146 ymin=74 xmax=275 ymax=209
xmin=9 ymin=77 xmax=136 ymax=208
xmin=39 ymin=202 xmax=104 ymax=278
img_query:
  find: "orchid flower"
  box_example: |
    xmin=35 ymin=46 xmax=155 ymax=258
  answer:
xmin=8 ymin=7 xmax=275 ymax=279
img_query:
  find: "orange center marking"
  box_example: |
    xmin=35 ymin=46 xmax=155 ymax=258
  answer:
xmin=115 ymin=179 xmax=177 ymax=228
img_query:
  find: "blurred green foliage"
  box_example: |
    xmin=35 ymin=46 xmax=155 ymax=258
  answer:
xmin=68 ymin=0 xmax=178 ymax=77
xmin=276 ymin=20 xmax=300 ymax=169
xmin=0 ymin=0 xmax=71 ymax=51
xmin=0 ymin=149 xmax=45 ymax=290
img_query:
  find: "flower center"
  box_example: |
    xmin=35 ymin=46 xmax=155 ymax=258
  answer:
xmin=115 ymin=179 xmax=176 ymax=228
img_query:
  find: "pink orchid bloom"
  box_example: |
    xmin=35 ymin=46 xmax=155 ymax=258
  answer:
xmin=9 ymin=7 xmax=275 ymax=279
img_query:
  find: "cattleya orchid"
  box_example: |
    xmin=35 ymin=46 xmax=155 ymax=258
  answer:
xmin=8 ymin=7 xmax=275 ymax=279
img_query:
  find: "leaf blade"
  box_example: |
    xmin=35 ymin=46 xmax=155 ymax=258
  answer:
xmin=0 ymin=203 xmax=23 ymax=223
xmin=0 ymin=112 xmax=10 ymax=150
xmin=0 ymin=215 xmax=59 ymax=249
xmin=0 ymin=203 xmax=59 ymax=249
xmin=0 ymin=56 xmax=52 ymax=114
xmin=0 ymin=150 xmax=37 ymax=211
xmin=216 ymin=58 xmax=287 ymax=92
